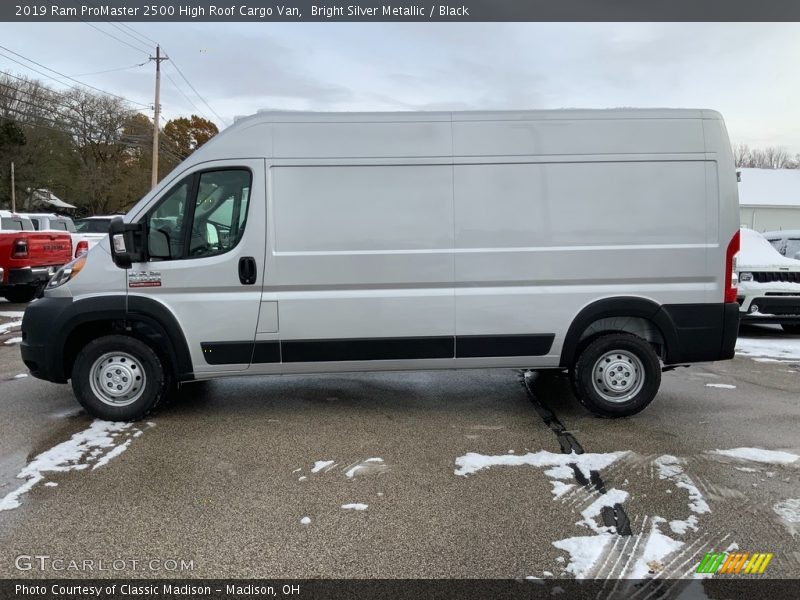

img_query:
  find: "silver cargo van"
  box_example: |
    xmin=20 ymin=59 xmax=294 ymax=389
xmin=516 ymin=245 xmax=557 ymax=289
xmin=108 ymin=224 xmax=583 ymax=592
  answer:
xmin=21 ymin=109 xmax=741 ymax=420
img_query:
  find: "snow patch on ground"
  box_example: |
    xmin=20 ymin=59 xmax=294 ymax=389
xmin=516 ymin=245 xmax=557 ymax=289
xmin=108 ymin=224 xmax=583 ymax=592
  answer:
xmin=552 ymin=535 xmax=613 ymax=579
xmin=0 ymin=420 xmax=142 ymax=511
xmin=736 ymin=336 xmax=800 ymax=361
xmin=454 ymin=450 xmax=628 ymax=479
xmin=705 ymin=383 xmax=736 ymax=389
xmin=3 ymin=336 xmax=22 ymax=345
xmin=300 ymin=516 xmax=311 ymax=525
xmin=654 ymin=455 xmax=710 ymax=514
xmin=341 ymin=503 xmax=368 ymax=511
xmin=0 ymin=311 xmax=25 ymax=318
xmin=711 ymin=447 xmax=799 ymax=464
xmin=0 ymin=319 xmax=22 ymax=334
xmin=773 ymin=499 xmax=800 ymax=535
xmin=345 ymin=457 xmax=386 ymax=478
xmin=14 ymin=373 xmax=28 ymax=379
xmin=311 ymin=460 xmax=336 ymax=473
xmin=669 ymin=515 xmax=699 ymax=535
xmin=550 ymin=481 xmax=574 ymax=500
xmin=578 ymin=488 xmax=629 ymax=533
xmin=629 ymin=518 xmax=685 ymax=579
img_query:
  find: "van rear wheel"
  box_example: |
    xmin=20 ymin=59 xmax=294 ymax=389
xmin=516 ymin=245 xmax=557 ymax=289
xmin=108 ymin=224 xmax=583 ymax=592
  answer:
xmin=571 ymin=333 xmax=661 ymax=418
xmin=72 ymin=335 xmax=169 ymax=421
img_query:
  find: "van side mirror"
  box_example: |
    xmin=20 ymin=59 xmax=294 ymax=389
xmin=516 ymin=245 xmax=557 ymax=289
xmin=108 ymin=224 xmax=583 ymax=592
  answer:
xmin=109 ymin=217 xmax=147 ymax=268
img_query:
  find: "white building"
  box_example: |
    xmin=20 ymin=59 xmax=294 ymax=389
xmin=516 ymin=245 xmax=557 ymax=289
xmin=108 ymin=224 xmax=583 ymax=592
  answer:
xmin=738 ymin=168 xmax=800 ymax=231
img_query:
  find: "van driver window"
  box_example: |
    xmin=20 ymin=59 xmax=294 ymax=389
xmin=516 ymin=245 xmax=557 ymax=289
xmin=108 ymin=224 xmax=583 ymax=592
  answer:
xmin=147 ymin=177 xmax=190 ymax=259
xmin=145 ymin=169 xmax=251 ymax=260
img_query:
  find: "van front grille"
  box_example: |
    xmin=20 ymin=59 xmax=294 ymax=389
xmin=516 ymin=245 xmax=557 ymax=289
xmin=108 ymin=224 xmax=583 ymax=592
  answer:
xmin=751 ymin=271 xmax=800 ymax=283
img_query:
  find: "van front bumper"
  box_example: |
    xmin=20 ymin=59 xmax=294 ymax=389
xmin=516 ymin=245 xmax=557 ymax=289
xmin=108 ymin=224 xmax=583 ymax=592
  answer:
xmin=739 ymin=296 xmax=800 ymax=323
xmin=20 ymin=296 xmax=74 ymax=383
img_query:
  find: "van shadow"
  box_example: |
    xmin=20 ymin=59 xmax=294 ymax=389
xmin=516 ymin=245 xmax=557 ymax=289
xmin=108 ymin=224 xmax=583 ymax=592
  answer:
xmin=157 ymin=368 xmax=589 ymax=426
xmin=158 ymin=369 xmax=560 ymax=421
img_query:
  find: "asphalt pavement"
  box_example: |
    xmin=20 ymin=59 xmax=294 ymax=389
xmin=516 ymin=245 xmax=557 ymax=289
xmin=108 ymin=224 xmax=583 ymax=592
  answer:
xmin=0 ymin=299 xmax=798 ymax=586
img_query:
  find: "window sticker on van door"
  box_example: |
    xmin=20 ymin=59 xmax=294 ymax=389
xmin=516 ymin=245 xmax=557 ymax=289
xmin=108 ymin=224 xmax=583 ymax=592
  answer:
xmin=129 ymin=271 xmax=162 ymax=288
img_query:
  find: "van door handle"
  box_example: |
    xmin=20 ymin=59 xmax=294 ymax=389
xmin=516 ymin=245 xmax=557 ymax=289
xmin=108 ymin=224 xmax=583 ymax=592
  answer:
xmin=238 ymin=257 xmax=257 ymax=285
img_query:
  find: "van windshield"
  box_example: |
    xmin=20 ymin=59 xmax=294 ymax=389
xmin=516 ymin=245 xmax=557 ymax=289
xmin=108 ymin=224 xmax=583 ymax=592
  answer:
xmin=786 ymin=239 xmax=800 ymax=260
xmin=75 ymin=219 xmax=111 ymax=234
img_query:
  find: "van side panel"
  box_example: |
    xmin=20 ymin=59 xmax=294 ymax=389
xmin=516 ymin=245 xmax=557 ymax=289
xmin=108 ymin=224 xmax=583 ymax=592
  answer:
xmin=270 ymin=164 xmax=455 ymax=343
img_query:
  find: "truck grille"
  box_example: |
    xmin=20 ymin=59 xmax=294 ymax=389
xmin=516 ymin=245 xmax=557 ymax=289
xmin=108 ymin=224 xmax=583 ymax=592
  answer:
xmin=751 ymin=271 xmax=800 ymax=283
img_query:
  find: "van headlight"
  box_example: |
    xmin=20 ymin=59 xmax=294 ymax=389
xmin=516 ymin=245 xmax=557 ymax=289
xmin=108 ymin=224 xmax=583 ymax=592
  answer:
xmin=47 ymin=256 xmax=87 ymax=289
xmin=739 ymin=272 xmax=753 ymax=282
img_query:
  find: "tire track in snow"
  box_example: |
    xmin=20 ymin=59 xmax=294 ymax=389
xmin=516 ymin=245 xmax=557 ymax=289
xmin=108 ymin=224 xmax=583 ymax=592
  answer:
xmin=520 ymin=371 xmax=632 ymax=536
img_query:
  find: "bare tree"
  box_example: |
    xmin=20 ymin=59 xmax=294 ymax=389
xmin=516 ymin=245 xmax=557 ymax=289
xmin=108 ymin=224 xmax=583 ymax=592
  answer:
xmin=733 ymin=143 xmax=795 ymax=169
xmin=733 ymin=143 xmax=751 ymax=168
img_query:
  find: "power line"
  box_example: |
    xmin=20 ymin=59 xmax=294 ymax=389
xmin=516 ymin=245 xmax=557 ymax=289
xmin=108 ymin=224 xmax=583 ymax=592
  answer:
xmin=81 ymin=0 xmax=159 ymax=48
xmin=163 ymin=71 xmax=208 ymax=119
xmin=4 ymin=104 xmax=189 ymax=162
xmin=165 ymin=55 xmax=228 ymax=127
xmin=81 ymin=21 xmax=151 ymax=56
xmin=116 ymin=22 xmax=159 ymax=47
xmin=0 ymin=44 xmax=151 ymax=107
xmin=69 ymin=61 xmax=149 ymax=78
xmin=0 ymin=73 xmax=188 ymax=152
xmin=1 ymin=84 xmax=190 ymax=160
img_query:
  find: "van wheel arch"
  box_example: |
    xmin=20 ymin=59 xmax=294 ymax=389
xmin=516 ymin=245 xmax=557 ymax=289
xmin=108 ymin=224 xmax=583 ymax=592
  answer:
xmin=560 ymin=297 xmax=679 ymax=368
xmin=61 ymin=298 xmax=193 ymax=384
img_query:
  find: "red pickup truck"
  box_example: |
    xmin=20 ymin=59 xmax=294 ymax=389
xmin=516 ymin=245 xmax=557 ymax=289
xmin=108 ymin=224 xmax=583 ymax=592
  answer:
xmin=0 ymin=211 xmax=73 ymax=303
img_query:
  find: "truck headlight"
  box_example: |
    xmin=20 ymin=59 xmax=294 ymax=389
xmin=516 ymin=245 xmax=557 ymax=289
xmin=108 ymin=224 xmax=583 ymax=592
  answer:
xmin=47 ymin=256 xmax=87 ymax=289
xmin=739 ymin=272 xmax=753 ymax=282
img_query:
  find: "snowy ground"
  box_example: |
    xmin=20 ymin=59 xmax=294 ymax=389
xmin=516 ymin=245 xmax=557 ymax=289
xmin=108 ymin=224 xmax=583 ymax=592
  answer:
xmin=0 ymin=303 xmax=797 ymax=585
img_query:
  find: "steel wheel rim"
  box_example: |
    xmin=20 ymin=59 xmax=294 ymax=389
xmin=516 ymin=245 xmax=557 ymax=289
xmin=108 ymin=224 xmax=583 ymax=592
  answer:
xmin=89 ymin=352 xmax=146 ymax=407
xmin=591 ymin=350 xmax=645 ymax=403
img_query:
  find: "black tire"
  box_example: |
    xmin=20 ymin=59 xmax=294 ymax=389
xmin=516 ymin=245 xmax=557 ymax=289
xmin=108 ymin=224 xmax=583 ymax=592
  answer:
xmin=571 ymin=333 xmax=661 ymax=418
xmin=781 ymin=323 xmax=800 ymax=335
xmin=4 ymin=286 xmax=37 ymax=303
xmin=71 ymin=335 xmax=170 ymax=421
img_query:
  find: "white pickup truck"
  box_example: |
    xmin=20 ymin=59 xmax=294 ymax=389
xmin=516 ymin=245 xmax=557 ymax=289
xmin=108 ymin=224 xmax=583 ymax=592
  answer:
xmin=737 ymin=227 xmax=800 ymax=334
xmin=21 ymin=213 xmax=105 ymax=259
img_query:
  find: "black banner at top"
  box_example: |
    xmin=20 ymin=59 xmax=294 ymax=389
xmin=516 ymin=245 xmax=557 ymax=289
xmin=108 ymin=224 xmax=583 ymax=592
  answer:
xmin=4 ymin=0 xmax=800 ymax=22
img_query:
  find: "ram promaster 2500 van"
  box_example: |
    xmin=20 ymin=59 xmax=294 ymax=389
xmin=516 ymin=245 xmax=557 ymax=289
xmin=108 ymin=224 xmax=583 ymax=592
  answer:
xmin=21 ymin=109 xmax=741 ymax=421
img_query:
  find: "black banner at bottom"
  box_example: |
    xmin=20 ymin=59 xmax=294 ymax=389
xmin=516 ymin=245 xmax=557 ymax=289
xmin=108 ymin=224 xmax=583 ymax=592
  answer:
xmin=2 ymin=579 xmax=799 ymax=600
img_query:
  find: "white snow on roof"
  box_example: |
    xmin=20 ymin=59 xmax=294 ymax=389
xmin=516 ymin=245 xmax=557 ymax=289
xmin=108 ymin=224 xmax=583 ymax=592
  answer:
xmin=739 ymin=227 xmax=800 ymax=269
xmin=738 ymin=168 xmax=800 ymax=208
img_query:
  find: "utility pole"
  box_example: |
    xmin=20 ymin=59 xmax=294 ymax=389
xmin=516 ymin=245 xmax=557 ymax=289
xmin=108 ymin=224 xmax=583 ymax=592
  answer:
xmin=10 ymin=162 xmax=15 ymax=213
xmin=150 ymin=45 xmax=168 ymax=189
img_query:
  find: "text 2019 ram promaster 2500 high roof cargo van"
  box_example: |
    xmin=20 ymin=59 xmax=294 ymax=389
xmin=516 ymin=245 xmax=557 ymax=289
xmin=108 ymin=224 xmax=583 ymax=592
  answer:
xmin=21 ymin=109 xmax=741 ymax=420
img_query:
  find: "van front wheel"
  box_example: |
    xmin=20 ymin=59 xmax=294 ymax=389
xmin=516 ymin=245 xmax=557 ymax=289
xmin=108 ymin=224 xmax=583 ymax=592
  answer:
xmin=571 ymin=333 xmax=661 ymax=418
xmin=72 ymin=335 xmax=169 ymax=421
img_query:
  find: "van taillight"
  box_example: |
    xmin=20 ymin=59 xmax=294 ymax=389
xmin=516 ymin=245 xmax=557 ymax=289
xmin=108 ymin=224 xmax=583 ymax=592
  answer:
xmin=11 ymin=238 xmax=28 ymax=258
xmin=75 ymin=240 xmax=89 ymax=258
xmin=725 ymin=229 xmax=740 ymax=303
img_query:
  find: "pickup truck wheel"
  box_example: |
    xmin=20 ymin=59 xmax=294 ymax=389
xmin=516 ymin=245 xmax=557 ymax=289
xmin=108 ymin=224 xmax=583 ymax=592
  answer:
xmin=571 ymin=333 xmax=661 ymax=418
xmin=781 ymin=324 xmax=800 ymax=334
xmin=4 ymin=286 xmax=37 ymax=303
xmin=71 ymin=335 xmax=168 ymax=421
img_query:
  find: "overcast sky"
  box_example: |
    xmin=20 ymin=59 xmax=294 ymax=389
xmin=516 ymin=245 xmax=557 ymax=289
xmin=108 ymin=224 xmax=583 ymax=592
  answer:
xmin=1 ymin=22 xmax=799 ymax=152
